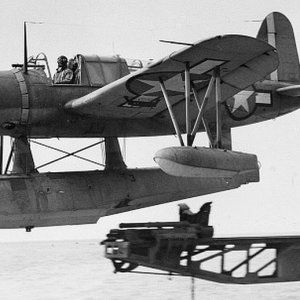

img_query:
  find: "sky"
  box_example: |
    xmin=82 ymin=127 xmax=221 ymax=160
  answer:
xmin=0 ymin=0 xmax=300 ymax=242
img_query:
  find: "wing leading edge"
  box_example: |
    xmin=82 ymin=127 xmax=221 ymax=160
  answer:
xmin=64 ymin=35 xmax=278 ymax=119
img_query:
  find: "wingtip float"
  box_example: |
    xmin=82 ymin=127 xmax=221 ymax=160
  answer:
xmin=154 ymin=146 xmax=259 ymax=182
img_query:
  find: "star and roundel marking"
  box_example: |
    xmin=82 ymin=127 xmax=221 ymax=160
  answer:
xmin=225 ymin=90 xmax=258 ymax=120
xmin=225 ymin=90 xmax=272 ymax=120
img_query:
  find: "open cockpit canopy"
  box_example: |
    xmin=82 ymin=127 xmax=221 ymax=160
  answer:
xmin=73 ymin=55 xmax=153 ymax=86
xmin=15 ymin=52 xmax=152 ymax=86
xmin=74 ymin=54 xmax=130 ymax=86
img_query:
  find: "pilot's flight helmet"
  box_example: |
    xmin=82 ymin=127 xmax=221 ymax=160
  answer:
xmin=57 ymin=55 xmax=68 ymax=65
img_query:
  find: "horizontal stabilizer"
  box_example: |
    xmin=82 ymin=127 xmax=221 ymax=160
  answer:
xmin=276 ymin=85 xmax=300 ymax=97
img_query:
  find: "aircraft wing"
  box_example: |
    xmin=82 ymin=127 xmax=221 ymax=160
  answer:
xmin=65 ymin=35 xmax=278 ymax=119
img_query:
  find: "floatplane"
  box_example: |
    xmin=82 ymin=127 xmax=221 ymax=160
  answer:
xmin=1 ymin=11 xmax=300 ymax=284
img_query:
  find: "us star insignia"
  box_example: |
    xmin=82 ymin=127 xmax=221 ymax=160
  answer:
xmin=226 ymin=90 xmax=257 ymax=120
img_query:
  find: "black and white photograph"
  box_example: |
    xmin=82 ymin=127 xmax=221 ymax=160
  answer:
xmin=0 ymin=1 xmax=300 ymax=299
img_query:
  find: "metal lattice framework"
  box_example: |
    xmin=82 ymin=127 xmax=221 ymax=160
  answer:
xmin=102 ymin=222 xmax=300 ymax=284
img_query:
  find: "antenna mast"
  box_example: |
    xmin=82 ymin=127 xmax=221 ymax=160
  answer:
xmin=23 ymin=21 xmax=28 ymax=74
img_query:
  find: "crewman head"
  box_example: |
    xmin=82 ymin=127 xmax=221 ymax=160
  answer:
xmin=67 ymin=58 xmax=74 ymax=69
xmin=57 ymin=55 xmax=68 ymax=68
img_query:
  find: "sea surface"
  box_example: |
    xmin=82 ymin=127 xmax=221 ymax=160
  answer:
xmin=0 ymin=240 xmax=299 ymax=300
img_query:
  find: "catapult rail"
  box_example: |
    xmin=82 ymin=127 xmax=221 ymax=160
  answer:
xmin=102 ymin=222 xmax=300 ymax=284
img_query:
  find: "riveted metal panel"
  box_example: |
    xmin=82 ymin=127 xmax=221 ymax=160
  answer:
xmin=13 ymin=69 xmax=30 ymax=125
xmin=22 ymin=94 xmax=29 ymax=108
xmin=20 ymin=108 xmax=29 ymax=123
xmin=10 ymin=178 xmax=27 ymax=191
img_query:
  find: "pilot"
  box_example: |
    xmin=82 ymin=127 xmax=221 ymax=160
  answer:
xmin=53 ymin=55 xmax=73 ymax=84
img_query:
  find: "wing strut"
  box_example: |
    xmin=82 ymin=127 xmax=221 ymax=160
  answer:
xmin=159 ymin=79 xmax=184 ymax=146
xmin=215 ymin=67 xmax=222 ymax=148
xmin=190 ymin=75 xmax=215 ymax=143
xmin=159 ymin=65 xmax=225 ymax=148
xmin=185 ymin=63 xmax=192 ymax=146
xmin=191 ymin=67 xmax=224 ymax=148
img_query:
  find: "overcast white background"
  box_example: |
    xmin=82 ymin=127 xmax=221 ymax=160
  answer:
xmin=0 ymin=0 xmax=299 ymax=242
